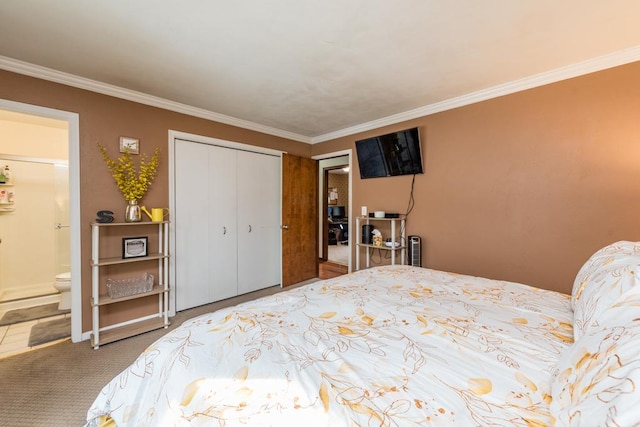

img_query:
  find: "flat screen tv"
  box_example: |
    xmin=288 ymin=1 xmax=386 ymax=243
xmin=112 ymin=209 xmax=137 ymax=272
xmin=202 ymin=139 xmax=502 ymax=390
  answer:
xmin=355 ymin=127 xmax=423 ymax=179
xmin=329 ymin=205 xmax=345 ymax=218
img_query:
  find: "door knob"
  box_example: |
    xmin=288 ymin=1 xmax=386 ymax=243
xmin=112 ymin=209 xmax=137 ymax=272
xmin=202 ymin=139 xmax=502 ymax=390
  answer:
xmin=281 ymin=225 xmax=289 ymax=230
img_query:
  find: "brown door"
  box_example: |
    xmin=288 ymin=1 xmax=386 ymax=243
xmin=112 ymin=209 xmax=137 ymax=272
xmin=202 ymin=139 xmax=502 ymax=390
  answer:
xmin=282 ymin=153 xmax=318 ymax=286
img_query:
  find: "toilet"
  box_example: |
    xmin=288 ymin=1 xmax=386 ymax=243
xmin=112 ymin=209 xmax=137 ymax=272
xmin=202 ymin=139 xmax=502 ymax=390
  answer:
xmin=53 ymin=272 xmax=71 ymax=310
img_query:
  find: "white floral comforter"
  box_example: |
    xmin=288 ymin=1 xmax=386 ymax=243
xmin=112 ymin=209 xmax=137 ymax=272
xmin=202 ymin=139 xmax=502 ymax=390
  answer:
xmin=86 ymin=265 xmax=573 ymax=426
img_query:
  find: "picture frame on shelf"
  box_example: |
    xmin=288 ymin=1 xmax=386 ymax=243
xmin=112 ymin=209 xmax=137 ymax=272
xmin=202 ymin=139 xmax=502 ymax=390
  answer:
xmin=119 ymin=136 xmax=140 ymax=154
xmin=122 ymin=236 xmax=148 ymax=259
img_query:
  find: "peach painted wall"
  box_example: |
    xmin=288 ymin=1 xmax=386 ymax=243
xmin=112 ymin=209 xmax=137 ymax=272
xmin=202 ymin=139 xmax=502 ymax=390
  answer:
xmin=312 ymin=62 xmax=640 ymax=295
xmin=0 ymin=69 xmax=312 ymax=333
xmin=328 ymin=173 xmax=349 ymax=211
xmin=3 ymin=59 xmax=640 ymax=334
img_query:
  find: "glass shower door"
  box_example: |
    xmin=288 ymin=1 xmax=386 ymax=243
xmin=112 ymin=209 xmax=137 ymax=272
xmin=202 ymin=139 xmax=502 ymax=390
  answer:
xmin=0 ymin=157 xmax=65 ymax=302
xmin=53 ymin=163 xmax=70 ymax=276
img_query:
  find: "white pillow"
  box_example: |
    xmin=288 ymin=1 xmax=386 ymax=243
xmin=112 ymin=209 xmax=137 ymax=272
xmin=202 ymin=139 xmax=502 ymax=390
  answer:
xmin=571 ymin=241 xmax=640 ymax=340
xmin=551 ymin=290 xmax=640 ymax=426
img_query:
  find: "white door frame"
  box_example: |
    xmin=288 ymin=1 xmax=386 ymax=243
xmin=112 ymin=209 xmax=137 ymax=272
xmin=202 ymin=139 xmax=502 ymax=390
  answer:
xmin=168 ymin=130 xmax=283 ymax=316
xmin=0 ymin=99 xmax=82 ymax=342
xmin=312 ymin=149 xmax=353 ymax=273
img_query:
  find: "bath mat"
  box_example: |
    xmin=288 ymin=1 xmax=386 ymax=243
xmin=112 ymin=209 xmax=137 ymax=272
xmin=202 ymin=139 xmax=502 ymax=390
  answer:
xmin=28 ymin=317 xmax=71 ymax=347
xmin=0 ymin=303 xmax=70 ymax=326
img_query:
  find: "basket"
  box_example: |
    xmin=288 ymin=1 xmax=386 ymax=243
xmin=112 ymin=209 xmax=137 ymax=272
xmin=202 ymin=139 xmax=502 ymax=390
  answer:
xmin=106 ymin=273 xmax=154 ymax=298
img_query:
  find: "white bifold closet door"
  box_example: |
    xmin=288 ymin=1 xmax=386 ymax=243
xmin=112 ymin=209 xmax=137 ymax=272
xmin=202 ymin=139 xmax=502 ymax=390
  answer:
xmin=174 ymin=139 xmax=280 ymax=311
xmin=237 ymin=150 xmax=281 ymax=294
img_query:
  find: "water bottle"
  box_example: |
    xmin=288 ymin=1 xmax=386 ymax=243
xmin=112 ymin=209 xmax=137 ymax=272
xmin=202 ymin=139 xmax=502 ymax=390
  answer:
xmin=2 ymin=165 xmax=11 ymax=184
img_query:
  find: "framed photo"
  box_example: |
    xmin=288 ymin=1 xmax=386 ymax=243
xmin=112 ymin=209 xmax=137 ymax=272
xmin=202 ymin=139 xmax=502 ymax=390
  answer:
xmin=122 ymin=236 xmax=148 ymax=259
xmin=119 ymin=136 xmax=140 ymax=154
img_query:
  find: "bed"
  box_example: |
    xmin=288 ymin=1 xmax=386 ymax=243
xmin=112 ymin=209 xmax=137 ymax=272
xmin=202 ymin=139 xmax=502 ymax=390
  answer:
xmin=86 ymin=241 xmax=640 ymax=426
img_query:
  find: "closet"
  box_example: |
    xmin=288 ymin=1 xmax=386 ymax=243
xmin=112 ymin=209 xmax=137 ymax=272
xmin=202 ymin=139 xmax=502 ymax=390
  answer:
xmin=174 ymin=139 xmax=281 ymax=311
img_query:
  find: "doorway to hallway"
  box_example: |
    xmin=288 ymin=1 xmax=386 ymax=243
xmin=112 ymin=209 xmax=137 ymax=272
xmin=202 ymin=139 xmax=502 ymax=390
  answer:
xmin=315 ymin=151 xmax=352 ymax=279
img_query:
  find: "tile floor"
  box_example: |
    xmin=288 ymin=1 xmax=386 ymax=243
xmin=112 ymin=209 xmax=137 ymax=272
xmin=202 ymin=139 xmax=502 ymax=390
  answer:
xmin=0 ymin=312 xmax=71 ymax=359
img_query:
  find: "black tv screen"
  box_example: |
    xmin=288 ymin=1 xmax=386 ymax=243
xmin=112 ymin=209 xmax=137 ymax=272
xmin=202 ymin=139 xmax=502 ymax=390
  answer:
xmin=330 ymin=206 xmax=345 ymax=218
xmin=355 ymin=127 xmax=423 ymax=179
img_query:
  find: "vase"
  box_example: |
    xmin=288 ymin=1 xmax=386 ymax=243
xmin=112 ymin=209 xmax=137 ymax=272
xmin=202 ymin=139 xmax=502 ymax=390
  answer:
xmin=125 ymin=200 xmax=142 ymax=222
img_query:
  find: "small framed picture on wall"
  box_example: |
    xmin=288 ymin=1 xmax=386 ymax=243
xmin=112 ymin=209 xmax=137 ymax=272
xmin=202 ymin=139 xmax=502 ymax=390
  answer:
xmin=122 ymin=236 xmax=148 ymax=259
xmin=119 ymin=137 xmax=140 ymax=154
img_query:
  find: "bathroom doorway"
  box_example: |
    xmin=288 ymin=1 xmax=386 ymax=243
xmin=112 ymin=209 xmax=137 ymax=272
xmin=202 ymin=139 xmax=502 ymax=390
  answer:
xmin=0 ymin=100 xmax=81 ymax=345
xmin=0 ymin=154 xmax=69 ymax=303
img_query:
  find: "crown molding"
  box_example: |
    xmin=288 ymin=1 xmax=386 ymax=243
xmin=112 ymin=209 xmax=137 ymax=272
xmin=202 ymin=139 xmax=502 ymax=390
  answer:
xmin=0 ymin=55 xmax=312 ymax=144
xmin=2 ymin=47 xmax=639 ymax=146
xmin=310 ymin=46 xmax=640 ymax=143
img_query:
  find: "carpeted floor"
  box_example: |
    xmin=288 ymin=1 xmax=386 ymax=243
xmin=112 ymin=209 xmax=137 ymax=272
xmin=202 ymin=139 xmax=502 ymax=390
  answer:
xmin=0 ymin=279 xmax=316 ymax=427
xmin=0 ymin=303 xmax=70 ymax=326
xmin=28 ymin=317 xmax=71 ymax=347
xmin=328 ymin=242 xmax=349 ymax=265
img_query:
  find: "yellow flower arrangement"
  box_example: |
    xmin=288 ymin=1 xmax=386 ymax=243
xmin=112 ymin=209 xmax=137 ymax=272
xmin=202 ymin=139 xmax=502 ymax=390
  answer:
xmin=98 ymin=144 xmax=160 ymax=201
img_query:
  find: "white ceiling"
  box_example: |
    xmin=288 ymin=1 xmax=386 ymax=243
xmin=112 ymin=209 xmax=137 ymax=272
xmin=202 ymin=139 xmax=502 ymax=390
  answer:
xmin=1 ymin=1 xmax=639 ymax=143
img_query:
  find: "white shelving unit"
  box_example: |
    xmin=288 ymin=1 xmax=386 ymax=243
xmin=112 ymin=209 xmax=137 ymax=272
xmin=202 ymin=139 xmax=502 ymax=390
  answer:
xmin=355 ymin=216 xmax=406 ymax=270
xmin=91 ymin=221 xmax=170 ymax=349
xmin=0 ymin=183 xmax=15 ymax=213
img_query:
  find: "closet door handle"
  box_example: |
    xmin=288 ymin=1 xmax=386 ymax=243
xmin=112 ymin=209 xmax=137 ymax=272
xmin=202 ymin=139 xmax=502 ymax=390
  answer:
xmin=223 ymin=226 xmax=227 ymax=235
xmin=281 ymin=225 xmax=289 ymax=230
xmin=248 ymin=225 xmax=252 ymax=233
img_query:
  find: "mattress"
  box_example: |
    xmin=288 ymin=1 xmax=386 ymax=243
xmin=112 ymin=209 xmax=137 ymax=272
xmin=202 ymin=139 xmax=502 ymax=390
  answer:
xmin=86 ymin=265 xmax=573 ymax=426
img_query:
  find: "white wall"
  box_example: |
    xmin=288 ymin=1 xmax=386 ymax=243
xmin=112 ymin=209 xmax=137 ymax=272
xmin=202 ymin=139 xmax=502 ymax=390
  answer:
xmin=0 ymin=110 xmax=68 ymax=159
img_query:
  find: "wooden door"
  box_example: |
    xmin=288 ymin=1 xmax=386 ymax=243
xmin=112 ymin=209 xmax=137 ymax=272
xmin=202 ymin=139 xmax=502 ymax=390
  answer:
xmin=237 ymin=150 xmax=281 ymax=294
xmin=282 ymin=154 xmax=318 ymax=286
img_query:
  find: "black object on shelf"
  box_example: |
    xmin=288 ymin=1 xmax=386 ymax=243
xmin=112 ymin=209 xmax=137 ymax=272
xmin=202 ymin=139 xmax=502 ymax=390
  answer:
xmin=96 ymin=210 xmax=114 ymax=223
xmin=362 ymin=224 xmax=374 ymax=244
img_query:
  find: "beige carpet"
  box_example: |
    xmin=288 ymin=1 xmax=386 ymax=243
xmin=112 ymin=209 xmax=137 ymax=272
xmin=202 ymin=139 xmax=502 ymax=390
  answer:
xmin=0 ymin=279 xmax=316 ymax=427
xmin=328 ymin=243 xmax=349 ymax=265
